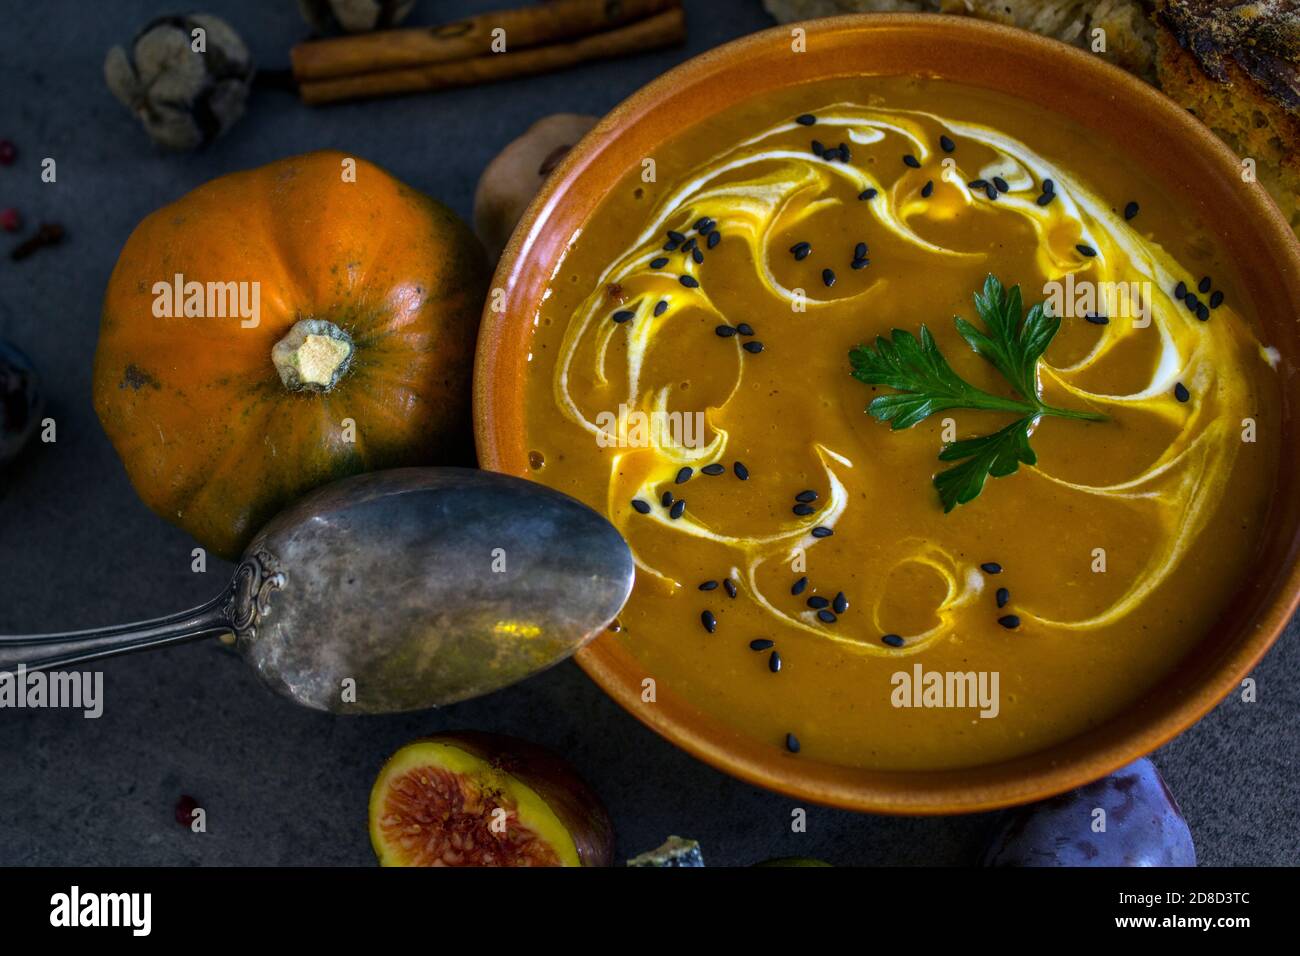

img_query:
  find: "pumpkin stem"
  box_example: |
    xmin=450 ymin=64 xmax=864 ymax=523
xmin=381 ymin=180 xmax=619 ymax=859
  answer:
xmin=272 ymin=319 xmax=354 ymax=392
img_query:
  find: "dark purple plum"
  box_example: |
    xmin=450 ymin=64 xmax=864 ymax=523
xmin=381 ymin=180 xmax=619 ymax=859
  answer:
xmin=0 ymin=340 xmax=42 ymax=466
xmin=982 ymin=758 xmax=1196 ymax=866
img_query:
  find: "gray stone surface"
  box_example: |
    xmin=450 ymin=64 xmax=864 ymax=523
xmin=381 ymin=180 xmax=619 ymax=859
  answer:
xmin=0 ymin=0 xmax=1295 ymax=866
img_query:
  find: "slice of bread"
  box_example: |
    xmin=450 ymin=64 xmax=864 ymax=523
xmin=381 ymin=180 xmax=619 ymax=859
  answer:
xmin=938 ymin=0 xmax=1158 ymax=79
xmin=763 ymin=1 xmax=1157 ymax=77
xmin=1154 ymin=0 xmax=1300 ymax=230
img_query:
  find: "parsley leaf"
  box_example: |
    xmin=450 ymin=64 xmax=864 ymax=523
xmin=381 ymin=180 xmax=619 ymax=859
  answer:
xmin=955 ymin=275 xmax=1058 ymax=402
xmin=933 ymin=417 xmax=1037 ymax=512
xmin=848 ymin=274 xmax=1105 ymax=510
xmin=849 ymin=326 xmax=1035 ymax=429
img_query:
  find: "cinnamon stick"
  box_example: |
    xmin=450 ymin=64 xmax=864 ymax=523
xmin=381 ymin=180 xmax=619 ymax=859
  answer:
xmin=292 ymin=0 xmax=681 ymax=82
xmin=298 ymin=7 xmax=687 ymax=106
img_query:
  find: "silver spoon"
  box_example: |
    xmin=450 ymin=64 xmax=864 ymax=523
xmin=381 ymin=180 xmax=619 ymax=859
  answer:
xmin=0 ymin=468 xmax=634 ymax=714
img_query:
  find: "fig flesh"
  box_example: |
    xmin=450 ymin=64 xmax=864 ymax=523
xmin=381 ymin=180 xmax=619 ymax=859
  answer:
xmin=369 ymin=732 xmax=614 ymax=867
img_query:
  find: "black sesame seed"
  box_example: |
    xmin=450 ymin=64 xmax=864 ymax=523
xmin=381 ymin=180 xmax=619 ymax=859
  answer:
xmin=838 ymin=144 xmax=851 ymax=162
xmin=1084 ymin=313 xmax=1109 ymax=325
xmin=692 ymin=247 xmax=704 ymax=264
xmin=832 ymin=592 xmax=848 ymax=614
xmin=858 ymin=188 xmax=878 ymax=201
xmin=793 ymin=503 xmax=815 ymax=516
xmin=811 ymin=139 xmax=825 ymax=157
xmin=669 ymin=498 xmax=686 ymax=520
xmin=854 ymin=242 xmax=868 ymax=260
xmin=903 ymin=154 xmax=921 ymax=168
xmin=1185 ymin=292 xmax=1200 ymax=312
xmin=666 ymin=230 xmax=685 ymax=243
xmin=661 ymin=491 xmax=673 ymax=507
xmin=694 ymin=217 xmax=715 ymax=233
xmin=663 ymin=239 xmax=681 ymax=251
xmin=701 ymin=463 xmax=725 ymax=476
xmin=1124 ymin=201 xmax=1140 ymax=221
xmin=791 ymin=576 xmax=808 ymax=595
xmin=768 ymin=650 xmax=782 ymax=673
xmin=795 ymin=113 xmax=816 ymax=126
xmin=785 ymin=732 xmax=800 ymax=753
xmin=852 ymin=258 xmax=870 ymax=270
xmin=1210 ymin=290 xmax=1224 ymax=308
xmin=822 ymin=268 xmax=836 ymax=287
xmin=1076 ymin=243 xmax=1097 ymax=257
xmin=612 ymin=310 xmax=634 ymax=323
xmin=817 ymin=609 xmax=837 ymax=623
xmin=795 ymin=490 xmax=818 ymax=502
xmin=682 ymin=237 xmax=697 ymax=253
xmin=790 ymin=241 xmax=812 ymax=260
xmin=985 ymin=184 xmax=998 ymax=201
xmin=1175 ymin=382 xmax=1190 ymax=403
xmin=734 ymin=461 xmax=749 ymax=480
xmin=650 ymin=257 xmax=669 ymax=269
xmin=807 ymin=596 xmax=829 ymax=609
xmin=751 ymin=638 xmax=774 ymax=650
xmin=724 ymin=578 xmax=738 ymax=599
xmin=810 ymin=526 xmax=833 ymax=538
xmin=1196 ymin=303 xmax=1209 ymax=321
xmin=736 ymin=322 xmax=754 ymax=336
xmin=675 ymin=466 xmax=693 ymax=484
xmin=921 ymin=180 xmax=934 ymax=198
xmin=998 ymin=615 xmax=1020 ymax=630
xmin=715 ymin=325 xmax=737 ymax=337
xmin=1174 ymin=281 xmax=1187 ymax=299
xmin=967 ymin=179 xmax=987 ymax=189
xmin=742 ymin=341 xmax=765 ymax=354
xmin=1198 ymin=276 xmax=1211 ymax=293
xmin=881 ymin=633 xmax=904 ymax=648
xmin=1035 ymin=192 xmax=1055 ymax=206
xmin=699 ymin=579 xmax=718 ymax=591
xmin=940 ymin=134 xmax=955 ymax=152
xmin=1042 ymin=178 xmax=1055 ymax=194
xmin=996 ymin=587 xmax=1010 ymax=609
xmin=992 ymin=176 xmax=1009 ymax=193
xmin=980 ymin=562 xmax=1003 ymax=575
xmin=701 ymin=610 xmax=717 ymax=633
xmin=679 ymin=275 xmax=699 ymax=288
xmin=631 ymin=499 xmax=651 ymax=514
xmin=707 ymin=231 xmax=721 ymax=249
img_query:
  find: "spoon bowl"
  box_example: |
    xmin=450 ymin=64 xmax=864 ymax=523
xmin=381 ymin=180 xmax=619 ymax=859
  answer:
xmin=0 ymin=468 xmax=635 ymax=714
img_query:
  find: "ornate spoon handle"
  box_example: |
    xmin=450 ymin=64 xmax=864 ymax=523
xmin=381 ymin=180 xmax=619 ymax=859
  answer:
xmin=0 ymin=593 xmax=233 ymax=672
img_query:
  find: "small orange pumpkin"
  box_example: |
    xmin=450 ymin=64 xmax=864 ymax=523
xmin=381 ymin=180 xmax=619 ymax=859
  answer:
xmin=94 ymin=150 xmax=489 ymax=559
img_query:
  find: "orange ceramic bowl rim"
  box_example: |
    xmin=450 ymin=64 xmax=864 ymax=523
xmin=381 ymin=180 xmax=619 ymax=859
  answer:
xmin=474 ymin=14 xmax=1300 ymax=814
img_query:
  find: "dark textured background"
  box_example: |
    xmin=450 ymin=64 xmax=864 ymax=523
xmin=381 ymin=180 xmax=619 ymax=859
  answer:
xmin=0 ymin=0 xmax=1295 ymax=867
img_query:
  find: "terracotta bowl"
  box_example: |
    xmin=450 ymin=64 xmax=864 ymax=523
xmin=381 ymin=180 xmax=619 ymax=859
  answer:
xmin=474 ymin=14 xmax=1300 ymax=813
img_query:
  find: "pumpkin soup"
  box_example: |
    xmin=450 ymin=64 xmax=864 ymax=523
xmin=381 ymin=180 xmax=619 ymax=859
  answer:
xmin=520 ymin=76 xmax=1280 ymax=770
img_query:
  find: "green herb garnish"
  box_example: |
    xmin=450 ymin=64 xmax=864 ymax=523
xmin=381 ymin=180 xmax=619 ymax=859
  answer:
xmin=849 ymin=274 xmax=1105 ymax=511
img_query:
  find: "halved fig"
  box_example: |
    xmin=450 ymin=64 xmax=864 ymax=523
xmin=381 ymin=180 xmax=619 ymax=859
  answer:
xmin=369 ymin=732 xmax=614 ymax=867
